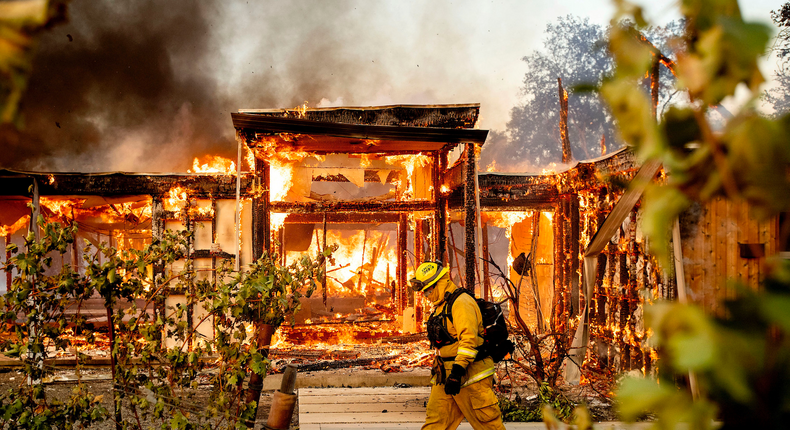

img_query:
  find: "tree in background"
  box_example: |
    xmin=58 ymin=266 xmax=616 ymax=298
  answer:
xmin=482 ymin=15 xmax=682 ymax=170
xmin=764 ymin=2 xmax=790 ymax=115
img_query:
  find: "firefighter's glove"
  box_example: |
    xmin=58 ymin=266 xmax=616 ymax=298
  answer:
xmin=444 ymin=364 xmax=465 ymax=395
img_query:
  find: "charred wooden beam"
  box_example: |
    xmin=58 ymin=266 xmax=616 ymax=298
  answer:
xmin=269 ymin=200 xmax=437 ymax=213
xmin=280 ymin=213 xmax=401 ymax=224
xmin=0 ymin=170 xmax=255 ymax=198
xmin=239 ymin=104 xmax=481 ymax=129
xmin=445 ymin=148 xmax=638 ymax=207
xmin=464 ymin=143 xmax=477 ymax=292
xmin=294 ymin=356 xmax=393 ymax=372
xmin=231 ymin=114 xmax=488 ymax=149
xmin=191 ymin=250 xmax=235 ymax=260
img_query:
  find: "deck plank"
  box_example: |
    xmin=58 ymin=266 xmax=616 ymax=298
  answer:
xmin=301 ymin=402 xmax=426 ymax=413
xmin=300 ymin=412 xmax=427 ymax=424
xmin=299 ymin=386 xmax=430 ymax=425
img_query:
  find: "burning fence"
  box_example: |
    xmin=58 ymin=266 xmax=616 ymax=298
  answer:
xmin=0 ymin=104 xmax=784 ymax=386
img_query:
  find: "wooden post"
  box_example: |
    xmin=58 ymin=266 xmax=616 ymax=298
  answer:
xmin=245 ymin=323 xmax=275 ymax=428
xmin=235 ymin=134 xmax=243 ymax=271
xmin=107 ymin=305 xmax=122 ymax=430
xmin=437 ymin=150 xmax=449 ymax=264
xmin=464 ymin=142 xmax=477 ymax=293
xmin=673 ymin=218 xmax=699 ymax=398
xmin=6 ymin=235 xmax=11 ymax=289
xmin=322 ymin=213 xmax=328 ymax=307
xmin=252 ymin=157 xmax=267 ymax=261
xmin=558 ymin=77 xmax=571 ymax=163
xmin=619 ymin=252 xmax=630 ymax=370
xmin=151 ymin=196 xmax=166 ymax=341
xmin=415 ymin=220 xmax=424 ymax=265
xmin=397 ymin=214 xmax=408 ymax=314
xmin=651 ymin=58 xmax=660 ymax=119
xmin=570 ymin=196 xmax=580 ymax=315
xmin=27 ymin=178 xmax=42 ymax=387
xmin=552 ymin=204 xmax=564 ymax=333
xmin=481 ymin=217 xmax=491 ymax=301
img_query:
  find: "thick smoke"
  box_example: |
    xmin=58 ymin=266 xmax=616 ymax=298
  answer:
xmin=0 ymin=1 xmax=233 ymax=172
xmin=0 ymin=1 xmax=505 ymax=172
xmin=0 ymin=1 xmax=381 ymax=172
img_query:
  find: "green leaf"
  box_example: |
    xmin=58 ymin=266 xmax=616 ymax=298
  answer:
xmin=600 ymin=79 xmax=666 ymax=161
xmin=617 ymin=377 xmax=681 ymax=421
xmin=640 ymin=184 xmax=691 ymax=265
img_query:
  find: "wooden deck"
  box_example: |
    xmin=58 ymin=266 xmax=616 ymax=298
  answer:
xmin=299 ymin=386 xmax=430 ymax=429
xmin=297 ymin=387 xmax=654 ymax=430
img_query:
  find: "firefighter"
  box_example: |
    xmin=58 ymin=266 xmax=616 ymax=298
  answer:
xmin=410 ymin=261 xmax=506 ymax=430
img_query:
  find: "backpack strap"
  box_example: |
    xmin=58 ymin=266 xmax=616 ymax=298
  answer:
xmin=437 ymin=289 xmax=477 ymax=349
xmin=442 ymin=288 xmax=472 ymax=323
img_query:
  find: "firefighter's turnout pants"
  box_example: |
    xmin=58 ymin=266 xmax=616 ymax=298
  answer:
xmin=421 ymin=375 xmax=505 ymax=430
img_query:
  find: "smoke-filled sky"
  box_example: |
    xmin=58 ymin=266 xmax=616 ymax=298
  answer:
xmin=0 ymin=0 xmax=780 ymax=173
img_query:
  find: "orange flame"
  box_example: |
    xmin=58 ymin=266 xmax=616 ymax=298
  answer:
xmin=165 ymin=186 xmax=189 ymax=212
xmin=188 ymin=155 xmax=236 ymax=174
xmin=0 ymin=216 xmax=30 ymax=237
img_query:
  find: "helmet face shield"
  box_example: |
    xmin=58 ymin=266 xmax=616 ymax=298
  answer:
xmin=411 ymin=261 xmax=448 ymax=292
xmin=409 ymin=277 xmax=426 ymax=292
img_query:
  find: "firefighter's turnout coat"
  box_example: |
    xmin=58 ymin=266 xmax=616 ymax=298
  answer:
xmin=421 ymin=276 xmax=505 ymax=430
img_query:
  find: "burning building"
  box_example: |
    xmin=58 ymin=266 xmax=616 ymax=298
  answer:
xmin=0 ymin=103 xmax=786 ymax=380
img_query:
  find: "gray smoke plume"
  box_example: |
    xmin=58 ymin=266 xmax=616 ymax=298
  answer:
xmin=0 ymin=1 xmax=501 ymax=173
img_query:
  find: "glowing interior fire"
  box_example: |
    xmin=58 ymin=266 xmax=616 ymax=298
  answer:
xmin=287 ymin=227 xmax=397 ymax=299
xmin=188 ymin=155 xmax=236 ymax=174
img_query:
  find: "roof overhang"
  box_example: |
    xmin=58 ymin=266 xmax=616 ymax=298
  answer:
xmin=231 ymin=113 xmax=488 ymax=154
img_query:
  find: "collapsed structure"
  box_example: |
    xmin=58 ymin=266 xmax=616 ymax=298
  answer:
xmin=0 ymin=104 xmax=784 ymax=379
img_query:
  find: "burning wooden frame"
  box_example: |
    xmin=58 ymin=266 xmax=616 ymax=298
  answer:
xmin=0 ymin=102 xmax=783 ymax=382
xmin=231 ymin=104 xmax=488 ymax=332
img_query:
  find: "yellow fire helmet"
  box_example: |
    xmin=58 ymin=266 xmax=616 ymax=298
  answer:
xmin=410 ymin=261 xmax=449 ymax=292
